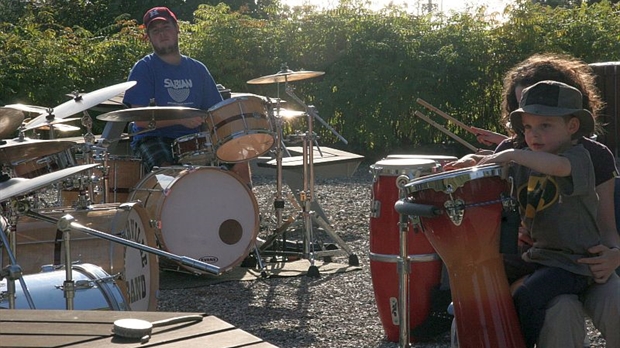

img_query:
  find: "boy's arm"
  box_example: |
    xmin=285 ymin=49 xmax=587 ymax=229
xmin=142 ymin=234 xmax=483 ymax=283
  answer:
xmin=479 ymin=149 xmax=571 ymax=177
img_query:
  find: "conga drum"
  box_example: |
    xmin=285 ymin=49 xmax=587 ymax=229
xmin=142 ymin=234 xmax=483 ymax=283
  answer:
xmin=386 ymin=154 xmax=458 ymax=167
xmin=369 ymin=158 xmax=443 ymax=342
xmin=404 ymin=164 xmax=525 ymax=348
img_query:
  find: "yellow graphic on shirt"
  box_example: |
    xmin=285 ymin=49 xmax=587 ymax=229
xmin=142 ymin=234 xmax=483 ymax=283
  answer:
xmin=517 ymin=174 xmax=559 ymax=219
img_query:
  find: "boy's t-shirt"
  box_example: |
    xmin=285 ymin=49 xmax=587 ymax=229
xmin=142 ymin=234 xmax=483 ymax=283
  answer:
xmin=511 ymin=144 xmax=600 ymax=277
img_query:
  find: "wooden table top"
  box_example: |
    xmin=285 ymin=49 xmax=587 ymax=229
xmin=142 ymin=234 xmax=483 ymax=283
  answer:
xmin=0 ymin=310 xmax=278 ymax=348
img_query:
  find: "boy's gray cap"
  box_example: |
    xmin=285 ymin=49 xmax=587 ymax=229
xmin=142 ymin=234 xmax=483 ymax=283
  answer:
xmin=510 ymin=80 xmax=594 ymax=135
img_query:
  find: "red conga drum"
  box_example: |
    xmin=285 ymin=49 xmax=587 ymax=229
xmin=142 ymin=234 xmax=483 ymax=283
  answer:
xmin=369 ymin=158 xmax=443 ymax=342
xmin=404 ymin=164 xmax=525 ymax=348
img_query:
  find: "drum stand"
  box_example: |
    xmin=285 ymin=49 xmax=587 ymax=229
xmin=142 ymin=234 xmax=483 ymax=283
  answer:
xmin=259 ymin=83 xmax=359 ymax=277
xmin=0 ymin=214 xmax=36 ymax=309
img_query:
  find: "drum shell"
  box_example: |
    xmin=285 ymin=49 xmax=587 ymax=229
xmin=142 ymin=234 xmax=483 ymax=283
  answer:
xmin=407 ymin=166 xmax=525 ymax=348
xmin=0 ymin=263 xmax=127 ymax=310
xmin=9 ymin=148 xmax=77 ymax=179
xmin=3 ymin=203 xmax=159 ymax=311
xmin=368 ymin=158 xmax=443 ymax=342
xmin=171 ymin=131 xmax=216 ymax=165
xmin=129 ymin=166 xmax=259 ymax=274
xmin=206 ymin=95 xmax=274 ymax=162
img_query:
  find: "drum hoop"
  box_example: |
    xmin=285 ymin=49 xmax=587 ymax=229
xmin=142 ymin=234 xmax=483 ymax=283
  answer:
xmin=212 ymin=112 xmax=267 ymax=131
xmin=370 ymin=159 xmax=438 ymax=176
xmin=405 ymin=164 xmax=504 ymax=194
xmin=207 ymin=94 xmax=265 ymax=112
xmin=72 ymin=263 xmax=128 ymax=311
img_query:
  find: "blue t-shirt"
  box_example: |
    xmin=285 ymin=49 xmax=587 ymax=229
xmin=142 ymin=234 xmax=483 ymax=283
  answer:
xmin=123 ymin=54 xmax=223 ymax=146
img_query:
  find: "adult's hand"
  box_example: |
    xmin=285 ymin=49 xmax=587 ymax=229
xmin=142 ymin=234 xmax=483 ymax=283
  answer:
xmin=578 ymin=244 xmax=620 ymax=284
xmin=471 ymin=126 xmax=508 ymax=146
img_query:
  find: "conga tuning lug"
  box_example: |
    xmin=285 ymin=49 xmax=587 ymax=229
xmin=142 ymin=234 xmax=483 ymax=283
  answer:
xmin=444 ymin=199 xmax=465 ymax=226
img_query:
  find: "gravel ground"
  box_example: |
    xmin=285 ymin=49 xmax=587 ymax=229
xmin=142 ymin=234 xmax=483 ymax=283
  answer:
xmin=155 ymin=160 xmax=606 ymax=348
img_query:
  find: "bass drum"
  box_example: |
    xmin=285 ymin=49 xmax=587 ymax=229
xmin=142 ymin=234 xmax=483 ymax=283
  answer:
xmin=4 ymin=202 xmax=159 ymax=311
xmin=0 ymin=263 xmax=127 ymax=310
xmin=129 ymin=166 xmax=259 ymax=274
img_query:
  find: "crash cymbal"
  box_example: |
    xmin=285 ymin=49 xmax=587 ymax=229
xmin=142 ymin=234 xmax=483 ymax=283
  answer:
xmin=0 ymin=138 xmax=76 ymax=164
xmin=274 ymin=108 xmax=306 ymax=118
xmin=0 ymin=163 xmax=98 ymax=202
xmin=24 ymin=81 xmax=137 ymax=130
xmin=0 ymin=108 xmax=25 ymax=138
xmin=97 ymin=106 xmax=208 ymax=122
xmin=247 ymin=69 xmax=325 ymax=85
xmin=4 ymin=104 xmax=48 ymax=114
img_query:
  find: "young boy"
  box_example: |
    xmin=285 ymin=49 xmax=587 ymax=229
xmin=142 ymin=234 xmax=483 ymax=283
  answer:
xmin=479 ymin=80 xmax=600 ymax=348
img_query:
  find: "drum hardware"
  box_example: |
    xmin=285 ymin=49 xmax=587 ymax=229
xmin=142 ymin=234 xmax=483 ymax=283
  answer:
xmin=0 ymin=216 xmax=36 ymax=309
xmin=53 ymin=213 xmax=221 ymax=275
xmin=254 ymin=69 xmax=358 ymax=276
xmin=24 ymin=81 xmax=137 ymax=132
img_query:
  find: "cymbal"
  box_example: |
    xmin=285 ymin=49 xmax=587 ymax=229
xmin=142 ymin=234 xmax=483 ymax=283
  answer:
xmin=274 ymin=108 xmax=306 ymax=118
xmin=4 ymin=104 xmax=48 ymax=114
xmin=25 ymin=81 xmax=137 ymax=130
xmin=97 ymin=106 xmax=208 ymax=122
xmin=0 ymin=138 xmax=76 ymax=164
xmin=0 ymin=108 xmax=25 ymax=138
xmin=0 ymin=163 xmax=98 ymax=202
xmin=247 ymin=69 xmax=325 ymax=85
xmin=36 ymin=123 xmax=81 ymax=132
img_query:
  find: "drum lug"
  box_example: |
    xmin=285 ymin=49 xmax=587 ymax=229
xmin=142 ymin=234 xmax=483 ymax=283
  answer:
xmin=444 ymin=198 xmax=465 ymax=226
xmin=370 ymin=200 xmax=381 ymax=218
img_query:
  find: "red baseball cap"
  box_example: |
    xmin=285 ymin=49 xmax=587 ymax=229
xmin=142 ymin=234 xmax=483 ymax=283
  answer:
xmin=143 ymin=7 xmax=178 ymax=29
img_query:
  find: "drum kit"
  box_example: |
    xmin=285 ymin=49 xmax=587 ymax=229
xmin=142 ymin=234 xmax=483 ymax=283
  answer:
xmin=0 ymin=66 xmax=359 ymax=312
xmin=369 ymin=99 xmax=526 ymax=347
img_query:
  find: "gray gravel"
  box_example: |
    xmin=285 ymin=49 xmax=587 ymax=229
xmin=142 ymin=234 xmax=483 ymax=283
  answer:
xmin=155 ymin=162 xmax=606 ymax=348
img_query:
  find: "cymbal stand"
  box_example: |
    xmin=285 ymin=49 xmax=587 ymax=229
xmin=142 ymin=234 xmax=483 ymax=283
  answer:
xmin=0 ymin=213 xmax=36 ymax=309
xmin=260 ymin=83 xmax=358 ymax=276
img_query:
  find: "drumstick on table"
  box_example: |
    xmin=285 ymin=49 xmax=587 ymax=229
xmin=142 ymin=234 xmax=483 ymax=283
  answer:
xmin=416 ymin=98 xmax=477 ymax=135
xmin=414 ymin=110 xmax=478 ymax=152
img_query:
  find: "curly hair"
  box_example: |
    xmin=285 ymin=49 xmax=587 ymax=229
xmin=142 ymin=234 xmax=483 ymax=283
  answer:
xmin=500 ymin=53 xmax=604 ymax=144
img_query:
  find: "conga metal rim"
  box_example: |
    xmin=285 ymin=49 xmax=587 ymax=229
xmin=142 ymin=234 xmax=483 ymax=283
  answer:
xmin=405 ymin=164 xmax=504 ymax=195
xmin=370 ymin=158 xmax=439 ymax=176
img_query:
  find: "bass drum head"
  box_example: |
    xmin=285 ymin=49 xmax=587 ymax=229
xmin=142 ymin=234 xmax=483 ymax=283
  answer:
xmin=117 ymin=202 xmax=159 ymax=311
xmin=132 ymin=167 xmax=259 ymax=274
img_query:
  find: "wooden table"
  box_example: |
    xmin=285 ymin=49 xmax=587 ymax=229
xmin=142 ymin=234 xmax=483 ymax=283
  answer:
xmin=0 ymin=310 xmax=278 ymax=347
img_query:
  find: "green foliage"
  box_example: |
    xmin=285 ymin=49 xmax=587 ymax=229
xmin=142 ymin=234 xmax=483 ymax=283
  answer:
xmin=2 ymin=1 xmax=620 ymax=158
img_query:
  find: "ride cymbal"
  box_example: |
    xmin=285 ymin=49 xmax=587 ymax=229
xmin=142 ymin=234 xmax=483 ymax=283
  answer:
xmin=247 ymin=69 xmax=325 ymax=85
xmin=25 ymin=81 xmax=137 ymax=130
xmin=0 ymin=164 xmax=98 ymax=202
xmin=97 ymin=106 xmax=209 ymax=122
xmin=0 ymin=138 xmax=76 ymax=164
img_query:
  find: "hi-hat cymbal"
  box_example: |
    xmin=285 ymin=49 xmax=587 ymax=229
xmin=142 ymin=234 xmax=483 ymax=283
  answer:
xmin=25 ymin=81 xmax=137 ymax=130
xmin=247 ymin=69 xmax=325 ymax=85
xmin=0 ymin=108 xmax=25 ymax=138
xmin=0 ymin=138 xmax=76 ymax=164
xmin=97 ymin=106 xmax=208 ymax=122
xmin=0 ymin=163 xmax=98 ymax=202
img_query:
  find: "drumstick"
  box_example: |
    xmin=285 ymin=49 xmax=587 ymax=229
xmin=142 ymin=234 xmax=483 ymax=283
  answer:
xmin=414 ymin=111 xmax=478 ymax=152
xmin=416 ymin=98 xmax=477 ymax=135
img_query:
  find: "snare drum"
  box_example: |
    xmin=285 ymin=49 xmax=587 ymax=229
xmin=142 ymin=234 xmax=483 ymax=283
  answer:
xmin=369 ymin=158 xmax=443 ymax=342
xmin=4 ymin=202 xmax=159 ymax=311
xmin=404 ymin=165 xmax=525 ymax=347
xmin=172 ymin=131 xmax=216 ymax=165
xmin=129 ymin=166 xmax=259 ymax=273
xmin=0 ymin=263 xmax=127 ymax=310
xmin=206 ymin=94 xmax=274 ymax=162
